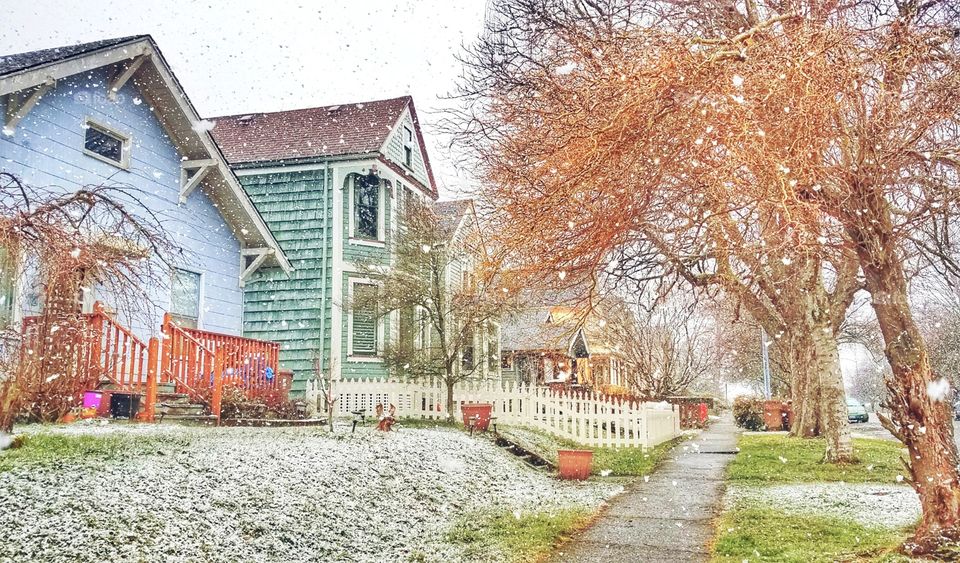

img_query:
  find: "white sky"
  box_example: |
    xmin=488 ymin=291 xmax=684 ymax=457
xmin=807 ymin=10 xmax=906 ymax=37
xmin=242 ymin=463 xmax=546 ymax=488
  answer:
xmin=1 ymin=0 xmax=488 ymax=197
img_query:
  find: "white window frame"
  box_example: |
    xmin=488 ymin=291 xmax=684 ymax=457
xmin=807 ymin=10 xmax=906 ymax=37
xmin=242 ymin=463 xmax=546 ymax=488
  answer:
xmin=83 ymin=118 xmax=131 ymax=169
xmin=347 ymin=277 xmax=383 ymax=362
xmin=402 ymin=126 xmax=415 ymax=168
xmin=348 ymin=174 xmax=386 ymax=247
xmin=170 ymin=267 xmax=204 ymax=329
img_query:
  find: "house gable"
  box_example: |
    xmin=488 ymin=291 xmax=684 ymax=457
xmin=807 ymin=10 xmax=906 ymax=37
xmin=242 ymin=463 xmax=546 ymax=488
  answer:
xmin=0 ymin=36 xmax=290 ymax=274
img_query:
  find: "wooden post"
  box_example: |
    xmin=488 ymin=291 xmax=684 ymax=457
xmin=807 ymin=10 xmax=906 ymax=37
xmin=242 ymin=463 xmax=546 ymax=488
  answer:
xmin=143 ymin=337 xmax=159 ymax=423
xmin=89 ymin=301 xmax=104 ymax=383
xmin=160 ymin=313 xmax=172 ymax=386
xmin=211 ymin=348 xmax=224 ymax=425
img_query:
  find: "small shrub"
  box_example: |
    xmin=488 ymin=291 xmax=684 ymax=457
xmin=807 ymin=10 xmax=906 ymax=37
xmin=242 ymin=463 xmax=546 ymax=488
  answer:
xmin=733 ymin=396 xmax=765 ymax=431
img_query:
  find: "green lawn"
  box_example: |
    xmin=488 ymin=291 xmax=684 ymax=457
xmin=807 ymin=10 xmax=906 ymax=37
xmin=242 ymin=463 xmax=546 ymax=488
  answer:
xmin=0 ymin=430 xmax=188 ymax=472
xmin=712 ymin=504 xmax=909 ymax=563
xmin=446 ymin=508 xmax=592 ymax=562
xmin=728 ymin=434 xmax=906 ymax=485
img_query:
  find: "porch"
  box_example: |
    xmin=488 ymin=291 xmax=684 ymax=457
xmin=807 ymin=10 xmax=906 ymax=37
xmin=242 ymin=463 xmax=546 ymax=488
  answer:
xmin=19 ymin=302 xmax=291 ymax=423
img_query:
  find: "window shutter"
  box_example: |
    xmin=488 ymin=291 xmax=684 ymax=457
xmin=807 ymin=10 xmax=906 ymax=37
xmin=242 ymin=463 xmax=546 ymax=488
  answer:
xmin=352 ymin=284 xmax=378 ymax=355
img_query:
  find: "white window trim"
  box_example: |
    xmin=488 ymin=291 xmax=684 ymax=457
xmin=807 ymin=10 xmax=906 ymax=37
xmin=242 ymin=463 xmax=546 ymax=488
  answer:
xmin=170 ymin=267 xmax=204 ymax=330
xmin=348 ymin=174 xmax=386 ymax=246
xmin=346 ymin=277 xmax=383 ymax=362
xmin=83 ymin=117 xmax=131 ymax=169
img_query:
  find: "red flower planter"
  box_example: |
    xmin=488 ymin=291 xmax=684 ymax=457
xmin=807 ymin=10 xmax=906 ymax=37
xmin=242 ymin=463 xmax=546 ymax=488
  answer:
xmin=557 ymin=449 xmax=593 ymax=480
xmin=461 ymin=403 xmax=494 ymax=431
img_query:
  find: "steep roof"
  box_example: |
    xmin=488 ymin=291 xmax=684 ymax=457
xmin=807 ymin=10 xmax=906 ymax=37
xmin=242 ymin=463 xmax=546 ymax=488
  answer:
xmin=210 ymin=97 xmax=410 ymax=163
xmin=433 ymin=199 xmax=473 ymax=240
xmin=0 ymin=36 xmax=147 ymax=76
xmin=210 ymin=96 xmax=439 ymax=199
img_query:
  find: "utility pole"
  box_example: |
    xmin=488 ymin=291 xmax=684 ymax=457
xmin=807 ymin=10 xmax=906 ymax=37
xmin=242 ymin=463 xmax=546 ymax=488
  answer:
xmin=760 ymin=326 xmax=772 ymax=399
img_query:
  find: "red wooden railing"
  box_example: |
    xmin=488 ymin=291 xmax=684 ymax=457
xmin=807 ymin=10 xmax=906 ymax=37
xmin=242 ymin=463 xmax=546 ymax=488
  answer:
xmin=21 ymin=303 xmax=153 ymax=394
xmin=176 ymin=324 xmax=284 ymax=396
xmin=19 ymin=302 xmax=287 ymax=424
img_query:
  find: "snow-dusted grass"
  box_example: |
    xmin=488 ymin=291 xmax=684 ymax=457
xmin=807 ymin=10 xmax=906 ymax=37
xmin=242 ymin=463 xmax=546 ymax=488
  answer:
xmin=0 ymin=422 xmax=621 ymax=563
xmin=712 ymin=433 xmax=923 ymax=562
xmin=447 ymin=507 xmax=593 ymax=563
xmin=724 ymin=483 xmax=920 ymax=529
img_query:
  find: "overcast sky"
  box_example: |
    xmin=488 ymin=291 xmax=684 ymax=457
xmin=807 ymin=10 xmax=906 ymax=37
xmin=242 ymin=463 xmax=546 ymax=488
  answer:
xmin=1 ymin=0 xmax=487 ymax=197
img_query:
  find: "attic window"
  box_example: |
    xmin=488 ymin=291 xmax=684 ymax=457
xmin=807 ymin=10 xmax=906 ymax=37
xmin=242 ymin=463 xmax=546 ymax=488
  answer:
xmin=83 ymin=120 xmax=129 ymax=168
xmin=403 ymin=126 xmax=413 ymax=167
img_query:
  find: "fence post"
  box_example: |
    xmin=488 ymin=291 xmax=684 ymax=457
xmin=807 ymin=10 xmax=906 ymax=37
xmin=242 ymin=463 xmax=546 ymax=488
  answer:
xmin=211 ymin=348 xmax=225 ymax=425
xmin=143 ymin=337 xmax=159 ymax=422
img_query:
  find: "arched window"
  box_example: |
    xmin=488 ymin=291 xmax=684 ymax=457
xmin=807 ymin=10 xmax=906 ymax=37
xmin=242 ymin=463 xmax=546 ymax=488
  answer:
xmin=354 ymin=174 xmax=380 ymax=240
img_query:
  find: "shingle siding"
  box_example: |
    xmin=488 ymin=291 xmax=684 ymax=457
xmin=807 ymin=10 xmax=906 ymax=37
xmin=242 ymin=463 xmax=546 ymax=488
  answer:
xmin=240 ymin=170 xmax=334 ymax=394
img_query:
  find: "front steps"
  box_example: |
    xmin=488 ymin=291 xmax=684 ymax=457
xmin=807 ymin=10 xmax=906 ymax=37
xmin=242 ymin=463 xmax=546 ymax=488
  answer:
xmin=96 ymin=379 xmax=215 ymax=425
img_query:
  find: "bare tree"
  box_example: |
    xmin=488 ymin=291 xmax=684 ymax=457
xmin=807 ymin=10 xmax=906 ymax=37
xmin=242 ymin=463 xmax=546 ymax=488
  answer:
xmin=0 ymin=173 xmax=176 ymax=432
xmin=449 ymin=0 xmax=855 ymax=463
xmin=353 ymin=199 xmax=518 ymax=419
xmin=608 ymin=297 xmax=719 ymax=399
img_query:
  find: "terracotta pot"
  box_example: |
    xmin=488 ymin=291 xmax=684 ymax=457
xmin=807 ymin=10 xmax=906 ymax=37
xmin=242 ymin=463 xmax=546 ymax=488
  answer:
xmin=557 ymin=449 xmax=593 ymax=480
xmin=461 ymin=403 xmax=494 ymax=431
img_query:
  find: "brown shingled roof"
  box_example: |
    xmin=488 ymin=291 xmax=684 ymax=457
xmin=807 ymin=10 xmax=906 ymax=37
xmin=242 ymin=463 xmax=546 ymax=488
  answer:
xmin=210 ymin=96 xmax=409 ymax=163
xmin=209 ymin=95 xmax=438 ymax=198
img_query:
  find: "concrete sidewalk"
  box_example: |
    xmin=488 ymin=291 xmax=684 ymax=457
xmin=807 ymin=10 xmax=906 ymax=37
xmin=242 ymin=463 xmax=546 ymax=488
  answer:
xmin=552 ymin=416 xmax=741 ymax=563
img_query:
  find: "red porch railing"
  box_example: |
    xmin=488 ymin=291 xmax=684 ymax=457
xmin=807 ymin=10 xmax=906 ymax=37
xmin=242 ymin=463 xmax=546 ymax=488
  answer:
xmin=21 ymin=302 xmax=153 ymax=395
xmin=20 ymin=302 xmax=287 ymax=423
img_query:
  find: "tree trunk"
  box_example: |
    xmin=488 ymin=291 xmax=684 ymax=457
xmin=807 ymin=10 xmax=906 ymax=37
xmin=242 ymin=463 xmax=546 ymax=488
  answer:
xmin=445 ymin=378 xmax=456 ymax=422
xmin=812 ymin=326 xmax=854 ymax=463
xmin=788 ymin=333 xmax=823 ymax=438
xmin=787 ymin=324 xmax=853 ymax=461
xmin=848 ymin=212 xmax=960 ymax=552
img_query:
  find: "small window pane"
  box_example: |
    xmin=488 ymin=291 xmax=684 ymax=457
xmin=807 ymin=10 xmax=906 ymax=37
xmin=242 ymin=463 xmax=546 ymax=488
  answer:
xmin=352 ymin=283 xmax=378 ymax=356
xmin=84 ymin=125 xmax=125 ymax=164
xmin=355 ymin=176 xmax=379 ymax=240
xmin=171 ymin=269 xmax=200 ymax=328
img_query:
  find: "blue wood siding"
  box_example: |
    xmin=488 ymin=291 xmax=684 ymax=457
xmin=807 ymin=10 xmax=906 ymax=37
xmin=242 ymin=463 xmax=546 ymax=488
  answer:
xmin=0 ymin=68 xmax=243 ymax=338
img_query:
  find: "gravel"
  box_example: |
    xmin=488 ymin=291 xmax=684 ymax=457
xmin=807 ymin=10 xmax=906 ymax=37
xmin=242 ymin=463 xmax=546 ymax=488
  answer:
xmin=0 ymin=423 xmax=621 ymax=563
xmin=724 ymin=482 xmax=921 ymax=529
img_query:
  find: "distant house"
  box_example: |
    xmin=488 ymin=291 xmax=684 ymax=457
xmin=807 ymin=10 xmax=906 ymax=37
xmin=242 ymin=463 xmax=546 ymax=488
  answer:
xmin=0 ymin=36 xmax=290 ymax=338
xmin=209 ymin=97 xmax=442 ymax=396
xmin=501 ymin=304 xmax=624 ymax=390
xmin=431 ymin=199 xmax=501 ymax=381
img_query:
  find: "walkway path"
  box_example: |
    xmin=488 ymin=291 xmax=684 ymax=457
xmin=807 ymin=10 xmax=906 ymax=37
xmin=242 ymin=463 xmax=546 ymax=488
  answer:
xmin=553 ymin=415 xmax=741 ymax=563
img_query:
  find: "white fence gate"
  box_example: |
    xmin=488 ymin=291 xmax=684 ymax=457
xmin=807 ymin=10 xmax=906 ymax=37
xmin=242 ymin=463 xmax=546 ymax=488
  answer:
xmin=322 ymin=377 xmax=681 ymax=449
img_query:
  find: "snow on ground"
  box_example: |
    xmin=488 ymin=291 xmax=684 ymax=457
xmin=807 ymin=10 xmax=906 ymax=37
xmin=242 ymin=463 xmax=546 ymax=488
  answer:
xmin=724 ymin=483 xmax=921 ymax=529
xmin=0 ymin=423 xmax=621 ymax=563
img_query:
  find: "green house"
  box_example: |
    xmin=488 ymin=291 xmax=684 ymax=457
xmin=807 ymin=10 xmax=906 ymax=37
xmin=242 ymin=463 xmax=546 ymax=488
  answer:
xmin=210 ymin=97 xmax=439 ymax=396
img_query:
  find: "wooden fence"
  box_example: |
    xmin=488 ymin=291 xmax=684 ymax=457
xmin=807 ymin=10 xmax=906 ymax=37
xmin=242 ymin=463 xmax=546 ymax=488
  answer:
xmin=326 ymin=377 xmax=681 ymax=449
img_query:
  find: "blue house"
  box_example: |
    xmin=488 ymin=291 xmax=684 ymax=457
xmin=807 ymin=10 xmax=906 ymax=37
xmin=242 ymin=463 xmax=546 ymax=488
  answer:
xmin=0 ymin=36 xmax=291 ymax=339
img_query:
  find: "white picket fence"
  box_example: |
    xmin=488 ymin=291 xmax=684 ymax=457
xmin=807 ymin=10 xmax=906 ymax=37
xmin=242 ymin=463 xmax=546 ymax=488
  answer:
xmin=320 ymin=377 xmax=681 ymax=449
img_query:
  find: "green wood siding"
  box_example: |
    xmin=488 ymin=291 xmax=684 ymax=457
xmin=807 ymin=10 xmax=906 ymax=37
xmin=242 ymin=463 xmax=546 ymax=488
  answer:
xmin=240 ymin=170 xmax=333 ymax=395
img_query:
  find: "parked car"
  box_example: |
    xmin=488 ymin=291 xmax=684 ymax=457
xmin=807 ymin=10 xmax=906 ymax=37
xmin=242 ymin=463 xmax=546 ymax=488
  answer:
xmin=847 ymin=398 xmax=869 ymax=423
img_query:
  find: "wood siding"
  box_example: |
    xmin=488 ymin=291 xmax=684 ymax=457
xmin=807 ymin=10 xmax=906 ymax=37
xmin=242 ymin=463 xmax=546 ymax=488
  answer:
xmin=240 ymin=170 xmax=334 ymax=394
xmin=0 ymin=68 xmax=243 ymax=338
